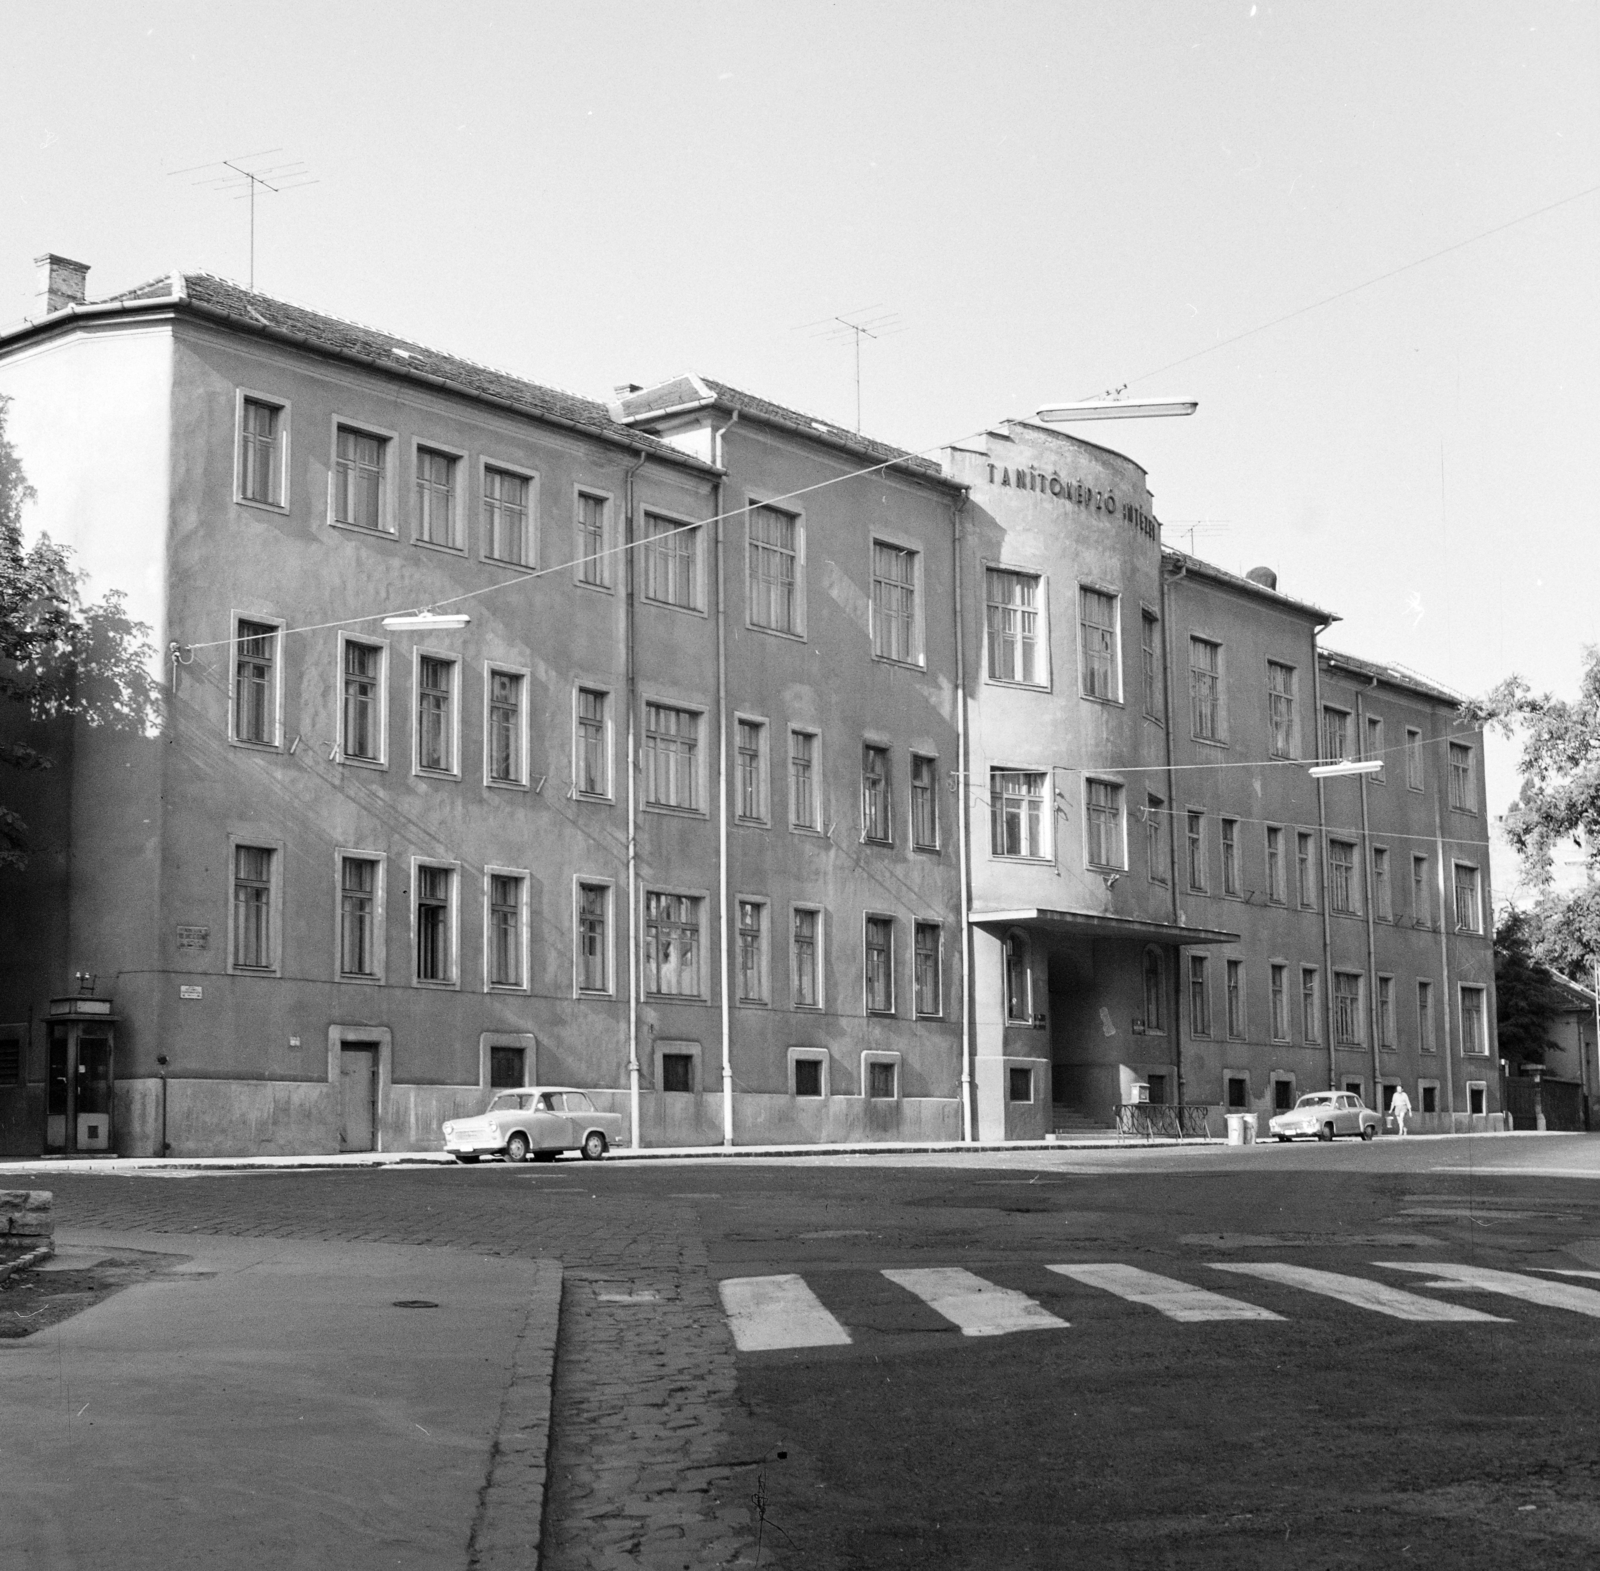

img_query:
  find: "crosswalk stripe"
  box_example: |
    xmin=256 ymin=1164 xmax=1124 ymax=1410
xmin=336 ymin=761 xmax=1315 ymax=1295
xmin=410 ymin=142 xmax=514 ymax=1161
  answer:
xmin=882 ymin=1267 xmax=1068 ymax=1337
xmin=718 ymin=1274 xmax=853 ymax=1351
xmin=1210 ymin=1263 xmax=1510 ymax=1322
xmin=1048 ymin=1263 xmax=1284 ymax=1322
xmin=1377 ymin=1262 xmax=1600 ymax=1318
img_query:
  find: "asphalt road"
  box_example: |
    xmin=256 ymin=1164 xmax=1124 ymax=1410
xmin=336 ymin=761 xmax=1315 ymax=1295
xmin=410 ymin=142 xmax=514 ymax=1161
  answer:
xmin=20 ymin=1134 xmax=1600 ymax=1570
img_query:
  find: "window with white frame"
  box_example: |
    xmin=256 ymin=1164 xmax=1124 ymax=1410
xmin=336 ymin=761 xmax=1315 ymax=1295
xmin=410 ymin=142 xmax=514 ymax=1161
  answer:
xmin=749 ymin=503 xmax=800 ymax=634
xmin=871 ymin=541 xmax=918 ymax=663
xmin=1453 ymin=863 xmax=1482 ymax=933
xmin=1221 ymin=818 xmax=1240 ymax=896
xmin=986 ymin=568 xmax=1041 ymax=684
xmin=1334 ymin=971 xmax=1363 ymax=1045
xmin=1266 ymin=826 xmax=1286 ymax=904
xmin=737 ymin=899 xmax=768 ymax=1004
xmin=865 ymin=917 xmax=895 ymax=1014
xmin=735 ymin=719 xmax=767 ymax=824
xmin=1226 ymin=959 xmax=1245 ymax=1037
xmin=1146 ymin=794 xmax=1168 ymax=884
xmin=789 ymin=728 xmax=819 ymax=830
xmin=792 ymin=1053 xmax=826 ymax=1098
xmin=1297 ymin=831 xmax=1317 ymax=909
xmin=576 ymin=687 xmax=610 ymax=798
xmin=1460 ymin=985 xmax=1488 ymax=1055
xmin=1322 ymin=705 xmax=1351 ymax=763
xmin=991 ymin=770 xmax=1046 ymax=859
xmin=415 ymin=447 xmax=460 ymax=548
xmin=416 ymin=655 xmax=457 ymax=774
xmin=415 ymin=864 xmax=456 ymax=983
xmin=1329 ymin=839 xmax=1359 ymax=914
xmin=1449 ymin=743 xmax=1475 ymax=811
xmin=232 ymin=844 xmax=275 ymax=971
xmin=1141 ymin=611 xmax=1163 ymax=721
xmin=1079 ymin=586 xmax=1119 ymax=700
xmin=1267 ymin=661 xmax=1297 ymax=758
xmin=238 ymin=396 xmax=285 ymax=506
xmin=576 ymin=491 xmax=610 ymax=587
xmin=644 ymin=892 xmax=703 ymax=996
xmin=1301 ymin=967 xmax=1320 ymax=1043
xmin=914 ymin=922 xmax=942 ymax=1017
xmin=1186 ymin=811 xmax=1206 ymax=891
xmin=1405 ymin=726 xmax=1424 ymax=790
xmin=792 ymin=906 xmax=821 ymax=1009
xmin=1189 ymin=637 xmax=1222 ymax=740
xmin=341 ymin=640 xmax=384 ymax=763
xmin=1142 ymin=948 xmax=1163 ymax=1031
xmin=1417 ymin=979 xmax=1435 ymax=1053
xmin=910 ymin=754 xmax=938 ymax=850
xmin=334 ymin=426 xmax=388 ymax=531
xmin=1005 ymin=932 xmax=1031 ymax=1022
xmin=1085 ymin=779 xmax=1126 ymax=870
xmin=1365 ymin=714 xmax=1385 ymax=782
xmin=862 ymin=745 xmax=892 ymax=843
xmin=1189 ymin=955 xmax=1211 ymax=1035
xmin=1411 ymin=853 xmax=1429 ymax=924
xmin=576 ymin=882 xmax=610 ymax=994
xmin=867 ymin=1057 xmax=899 ymax=1099
xmin=642 ymin=513 xmax=701 ymax=610
xmin=487 ymin=872 xmax=526 ymax=988
xmin=483 ymin=466 xmax=532 ymax=564
xmin=233 ymin=619 xmax=279 ymax=745
xmin=1372 ymin=846 xmax=1391 ymax=920
xmin=339 ymin=855 xmax=380 ymax=979
xmin=487 ymin=669 xmax=526 ymax=786
xmin=1270 ymin=963 xmax=1289 ymax=1040
xmin=643 ymin=704 xmax=700 ymax=810
xmin=1378 ymin=974 xmax=1395 ymax=1049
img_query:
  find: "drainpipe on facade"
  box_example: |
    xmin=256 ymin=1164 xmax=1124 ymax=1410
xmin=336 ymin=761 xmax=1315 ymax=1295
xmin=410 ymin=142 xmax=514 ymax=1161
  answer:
xmin=1355 ymin=680 xmax=1382 ymax=1103
xmin=1311 ymin=622 xmax=1337 ymax=1089
xmin=1432 ymin=792 xmax=1457 ymax=1114
xmin=711 ymin=415 xmax=738 ymax=1148
xmin=952 ymin=491 xmax=974 ymax=1142
xmin=1159 ymin=560 xmax=1186 ymax=1104
xmin=624 ymin=448 xmax=649 ymax=1151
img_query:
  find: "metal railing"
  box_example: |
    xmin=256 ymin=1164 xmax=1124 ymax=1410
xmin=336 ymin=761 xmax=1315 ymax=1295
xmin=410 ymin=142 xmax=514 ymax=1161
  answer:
xmin=1114 ymin=1102 xmax=1215 ymax=1140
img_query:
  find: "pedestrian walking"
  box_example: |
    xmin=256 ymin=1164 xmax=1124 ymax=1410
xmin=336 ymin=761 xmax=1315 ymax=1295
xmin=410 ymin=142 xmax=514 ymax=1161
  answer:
xmin=1390 ymin=1086 xmax=1412 ymax=1136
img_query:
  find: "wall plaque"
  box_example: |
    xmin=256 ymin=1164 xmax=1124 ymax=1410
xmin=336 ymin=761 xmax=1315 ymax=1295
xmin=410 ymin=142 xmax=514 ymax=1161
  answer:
xmin=177 ymin=926 xmax=210 ymax=950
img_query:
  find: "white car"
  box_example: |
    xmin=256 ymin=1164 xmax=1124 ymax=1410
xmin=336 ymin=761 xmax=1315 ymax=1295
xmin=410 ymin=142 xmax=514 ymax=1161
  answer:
xmin=442 ymin=1087 xmax=624 ymax=1163
xmin=1268 ymin=1090 xmax=1381 ymax=1143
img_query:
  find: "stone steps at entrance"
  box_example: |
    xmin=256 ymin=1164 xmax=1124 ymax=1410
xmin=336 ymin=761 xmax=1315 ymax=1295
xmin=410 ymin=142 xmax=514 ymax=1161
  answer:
xmin=1051 ymin=1107 xmax=1115 ymax=1135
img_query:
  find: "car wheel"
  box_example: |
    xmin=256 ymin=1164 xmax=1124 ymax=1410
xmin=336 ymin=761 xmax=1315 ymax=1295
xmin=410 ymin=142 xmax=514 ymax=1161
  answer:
xmin=1361 ymin=1123 xmax=1375 ymax=1141
xmin=580 ymin=1131 xmax=608 ymax=1161
xmin=1318 ymin=1123 xmax=1334 ymax=1142
xmin=1276 ymin=1134 xmax=1292 ymax=1143
xmin=453 ymin=1153 xmax=480 ymax=1164
xmin=505 ymin=1132 xmax=530 ymax=1163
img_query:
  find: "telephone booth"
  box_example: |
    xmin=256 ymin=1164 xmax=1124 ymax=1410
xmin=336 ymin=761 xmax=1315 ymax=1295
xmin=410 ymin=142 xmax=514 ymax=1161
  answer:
xmin=45 ymin=996 xmax=117 ymax=1154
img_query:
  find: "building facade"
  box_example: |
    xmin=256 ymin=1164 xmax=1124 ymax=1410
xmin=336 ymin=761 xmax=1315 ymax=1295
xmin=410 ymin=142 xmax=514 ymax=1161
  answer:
xmin=0 ymin=256 xmax=1499 ymax=1155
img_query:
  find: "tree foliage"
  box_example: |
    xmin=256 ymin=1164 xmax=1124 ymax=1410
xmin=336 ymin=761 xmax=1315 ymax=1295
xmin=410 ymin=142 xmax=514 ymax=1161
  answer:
xmin=1 ymin=393 xmax=158 ymax=867
xmin=1493 ymin=907 xmax=1568 ymax=1065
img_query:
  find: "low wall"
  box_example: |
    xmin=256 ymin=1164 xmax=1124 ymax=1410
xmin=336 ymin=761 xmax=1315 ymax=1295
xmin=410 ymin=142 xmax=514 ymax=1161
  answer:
xmin=0 ymin=1190 xmax=53 ymax=1266
xmin=1404 ymin=1111 xmax=1513 ymax=1135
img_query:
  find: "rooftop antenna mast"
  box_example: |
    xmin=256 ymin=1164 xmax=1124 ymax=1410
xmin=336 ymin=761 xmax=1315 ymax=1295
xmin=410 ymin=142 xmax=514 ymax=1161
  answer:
xmin=169 ymin=149 xmax=319 ymax=291
xmin=798 ymin=306 xmax=905 ymax=433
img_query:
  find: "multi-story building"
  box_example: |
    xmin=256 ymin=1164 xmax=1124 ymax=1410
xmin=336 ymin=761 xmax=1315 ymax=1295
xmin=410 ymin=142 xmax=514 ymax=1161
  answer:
xmin=0 ymin=255 xmax=1498 ymax=1156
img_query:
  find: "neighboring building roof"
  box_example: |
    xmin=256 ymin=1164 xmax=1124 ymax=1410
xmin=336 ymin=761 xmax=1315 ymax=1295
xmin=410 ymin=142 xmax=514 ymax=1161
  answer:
xmin=1547 ymin=971 xmax=1598 ymax=1013
xmin=1319 ymin=647 xmax=1464 ymax=708
xmin=3 ymin=272 xmax=715 ymax=472
xmin=1161 ymin=547 xmax=1338 ymax=625
xmin=612 ymin=372 xmax=956 ymax=487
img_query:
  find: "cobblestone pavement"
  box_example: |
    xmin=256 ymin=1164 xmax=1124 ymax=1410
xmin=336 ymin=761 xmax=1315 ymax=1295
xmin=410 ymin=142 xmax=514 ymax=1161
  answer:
xmin=38 ymin=1168 xmax=776 ymax=1570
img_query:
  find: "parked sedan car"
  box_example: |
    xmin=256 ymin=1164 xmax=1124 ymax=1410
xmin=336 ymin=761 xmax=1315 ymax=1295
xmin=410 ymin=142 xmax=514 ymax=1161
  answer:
xmin=1269 ymin=1090 xmax=1381 ymax=1143
xmin=442 ymin=1087 xmax=624 ymax=1163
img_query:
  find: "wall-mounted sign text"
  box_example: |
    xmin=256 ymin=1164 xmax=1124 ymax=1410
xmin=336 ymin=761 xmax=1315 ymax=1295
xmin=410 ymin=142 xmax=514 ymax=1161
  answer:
xmin=179 ymin=985 xmax=203 ymax=1001
xmin=177 ymin=926 xmax=209 ymax=950
xmin=986 ymin=464 xmax=1159 ymax=542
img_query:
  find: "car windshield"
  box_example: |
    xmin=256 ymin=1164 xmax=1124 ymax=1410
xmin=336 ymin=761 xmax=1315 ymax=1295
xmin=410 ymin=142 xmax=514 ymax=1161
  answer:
xmin=489 ymin=1093 xmax=528 ymax=1111
xmin=1295 ymin=1093 xmax=1335 ymax=1107
xmin=563 ymin=1092 xmax=594 ymax=1112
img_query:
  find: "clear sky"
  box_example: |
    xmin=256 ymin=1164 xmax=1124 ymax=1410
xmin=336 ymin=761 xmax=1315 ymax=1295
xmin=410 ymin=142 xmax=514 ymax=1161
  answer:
xmin=4 ymin=0 xmax=1597 ymax=891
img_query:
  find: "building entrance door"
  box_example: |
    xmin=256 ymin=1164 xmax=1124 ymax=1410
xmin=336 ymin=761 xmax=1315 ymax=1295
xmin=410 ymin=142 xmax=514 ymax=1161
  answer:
xmin=339 ymin=1045 xmax=378 ymax=1152
xmin=44 ymin=1008 xmax=117 ymax=1154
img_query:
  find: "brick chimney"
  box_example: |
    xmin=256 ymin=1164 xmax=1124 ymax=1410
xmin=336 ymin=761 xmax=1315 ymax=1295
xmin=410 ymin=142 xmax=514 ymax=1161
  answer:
xmin=35 ymin=253 xmax=90 ymax=315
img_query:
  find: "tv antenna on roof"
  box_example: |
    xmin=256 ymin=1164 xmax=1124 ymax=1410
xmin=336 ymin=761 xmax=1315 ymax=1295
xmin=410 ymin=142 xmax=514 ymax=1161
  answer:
xmin=797 ymin=305 xmax=906 ymax=433
xmin=168 ymin=149 xmax=319 ymax=291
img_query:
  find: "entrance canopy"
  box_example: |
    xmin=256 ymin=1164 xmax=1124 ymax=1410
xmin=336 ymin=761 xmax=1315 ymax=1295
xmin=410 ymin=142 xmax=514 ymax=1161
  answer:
xmin=970 ymin=908 xmax=1239 ymax=946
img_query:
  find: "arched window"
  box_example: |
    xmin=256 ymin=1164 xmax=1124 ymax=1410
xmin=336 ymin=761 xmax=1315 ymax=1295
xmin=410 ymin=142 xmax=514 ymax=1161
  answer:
xmin=1142 ymin=947 xmax=1164 ymax=1031
xmin=1005 ymin=931 xmax=1031 ymax=1022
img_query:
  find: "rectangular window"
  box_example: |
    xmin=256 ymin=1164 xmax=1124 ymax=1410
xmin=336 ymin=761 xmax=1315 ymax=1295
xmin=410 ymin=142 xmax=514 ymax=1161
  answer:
xmin=417 ymin=656 xmax=456 ymax=773
xmin=868 ymin=1060 xmax=898 ymax=1099
xmin=749 ymin=504 xmax=799 ymax=634
xmin=1270 ymin=963 xmax=1288 ymax=1041
xmin=1329 ymin=839 xmax=1359 ymax=915
xmin=1086 ymin=779 xmax=1126 ymax=870
xmin=1460 ymin=985 xmax=1488 ymax=1055
xmin=986 ymin=568 xmax=1041 ymax=684
xmin=1449 ymin=744 xmax=1475 ymax=811
xmin=1322 ymin=706 xmax=1351 ymax=763
xmin=416 ymin=864 xmax=454 ymax=983
xmin=911 ymin=754 xmax=938 ymax=850
xmin=415 ymin=447 xmax=459 ymax=547
xmin=1454 ymin=864 xmax=1482 ymax=932
xmin=1227 ymin=1076 xmax=1248 ymax=1110
xmin=1009 ymin=1066 xmax=1034 ymax=1103
xmin=239 ymin=397 xmax=282 ymax=505
xmin=1142 ymin=948 xmax=1164 ymax=1031
xmin=1365 ymin=715 xmax=1385 ymax=782
xmin=1372 ymin=846 xmax=1391 ymax=920
xmin=865 ymin=917 xmax=895 ymax=1014
xmin=576 ymin=491 xmax=610 ymax=586
xmin=1274 ymin=1079 xmax=1294 ymax=1112
xmin=991 ymin=770 xmax=1046 ymax=859
xmin=1378 ymin=974 xmax=1395 ymax=1049
xmin=1468 ymin=1082 xmax=1487 ymax=1114
xmin=871 ymin=541 xmax=918 ymax=663
xmin=1079 ymin=586 xmax=1119 ymax=699
xmin=341 ymin=641 xmax=383 ymax=762
xmin=334 ymin=426 xmax=386 ymax=530
xmin=862 ymin=745 xmax=892 ymax=843
xmin=914 ymin=921 xmax=942 ymax=1017
xmin=793 ymin=907 xmax=821 ymax=1009
xmin=577 ymin=883 xmax=609 ymax=993
xmin=1412 ymin=854 xmax=1429 ymax=924
xmin=1226 ymin=959 xmax=1245 ymax=1037
xmin=789 ymin=729 xmax=819 ymax=830
xmin=1266 ymin=826 xmax=1286 ymax=904
xmin=1189 ymin=955 xmax=1210 ymax=1036
xmin=339 ymin=856 xmax=378 ymax=978
xmin=794 ymin=1057 xmax=823 ymax=1098
xmin=1301 ymin=967 xmax=1320 ymax=1043
xmin=487 ymin=670 xmax=525 ymax=785
xmin=643 ymin=704 xmax=700 ymax=810
xmin=736 ymin=720 xmax=767 ymax=823
xmin=1297 ymin=831 xmax=1317 ymax=909
xmin=1406 ymin=726 xmax=1424 ymax=791
xmin=233 ymin=620 xmax=278 ymax=745
xmin=232 ymin=845 xmax=274 ymax=970
xmin=488 ymin=873 xmax=525 ymax=988
xmin=643 ymin=513 xmax=701 ymax=609
xmin=1146 ymin=794 xmax=1168 ymax=884
xmin=1417 ymin=980 xmax=1435 ymax=1053
xmin=1141 ymin=611 xmax=1162 ymax=721
xmin=737 ymin=900 xmax=767 ymax=1003
xmin=1006 ymin=933 xmax=1031 ymax=1022
xmin=661 ymin=1052 xmax=695 ymax=1093
xmin=1189 ymin=637 xmax=1222 ymax=740
xmin=483 ymin=466 xmax=531 ymax=564
xmin=1221 ymin=818 xmax=1240 ymax=896
xmin=576 ymin=688 xmax=609 ymax=798
xmin=1186 ymin=811 xmax=1206 ymax=892
xmin=1267 ymin=662 xmax=1297 ymax=758
xmin=644 ymin=892 xmax=703 ymax=996
xmin=1334 ymin=972 xmax=1363 ymax=1045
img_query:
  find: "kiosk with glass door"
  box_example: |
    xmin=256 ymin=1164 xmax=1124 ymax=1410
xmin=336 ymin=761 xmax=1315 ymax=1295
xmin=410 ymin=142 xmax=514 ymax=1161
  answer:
xmin=45 ymin=997 xmax=117 ymax=1154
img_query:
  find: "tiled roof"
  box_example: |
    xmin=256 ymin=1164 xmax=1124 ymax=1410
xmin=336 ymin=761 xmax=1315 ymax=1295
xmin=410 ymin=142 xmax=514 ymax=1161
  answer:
xmin=1319 ymin=647 xmax=1464 ymax=707
xmin=1161 ymin=547 xmax=1338 ymax=623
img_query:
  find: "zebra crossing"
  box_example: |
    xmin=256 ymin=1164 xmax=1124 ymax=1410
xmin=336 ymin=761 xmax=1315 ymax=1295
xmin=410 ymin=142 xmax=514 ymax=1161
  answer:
xmin=715 ymin=1260 xmax=1600 ymax=1351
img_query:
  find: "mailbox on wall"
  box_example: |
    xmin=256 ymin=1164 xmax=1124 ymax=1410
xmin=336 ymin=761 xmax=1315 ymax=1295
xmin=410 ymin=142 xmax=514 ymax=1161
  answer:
xmin=45 ymin=997 xmax=117 ymax=1156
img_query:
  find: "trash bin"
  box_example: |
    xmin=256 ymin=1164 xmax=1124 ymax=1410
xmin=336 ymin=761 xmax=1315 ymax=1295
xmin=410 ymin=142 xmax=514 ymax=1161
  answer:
xmin=1225 ymin=1112 xmax=1258 ymax=1145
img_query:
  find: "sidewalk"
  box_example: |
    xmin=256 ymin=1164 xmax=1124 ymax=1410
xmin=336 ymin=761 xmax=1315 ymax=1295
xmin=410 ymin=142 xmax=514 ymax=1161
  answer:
xmin=1 ymin=1229 xmax=560 ymax=1571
